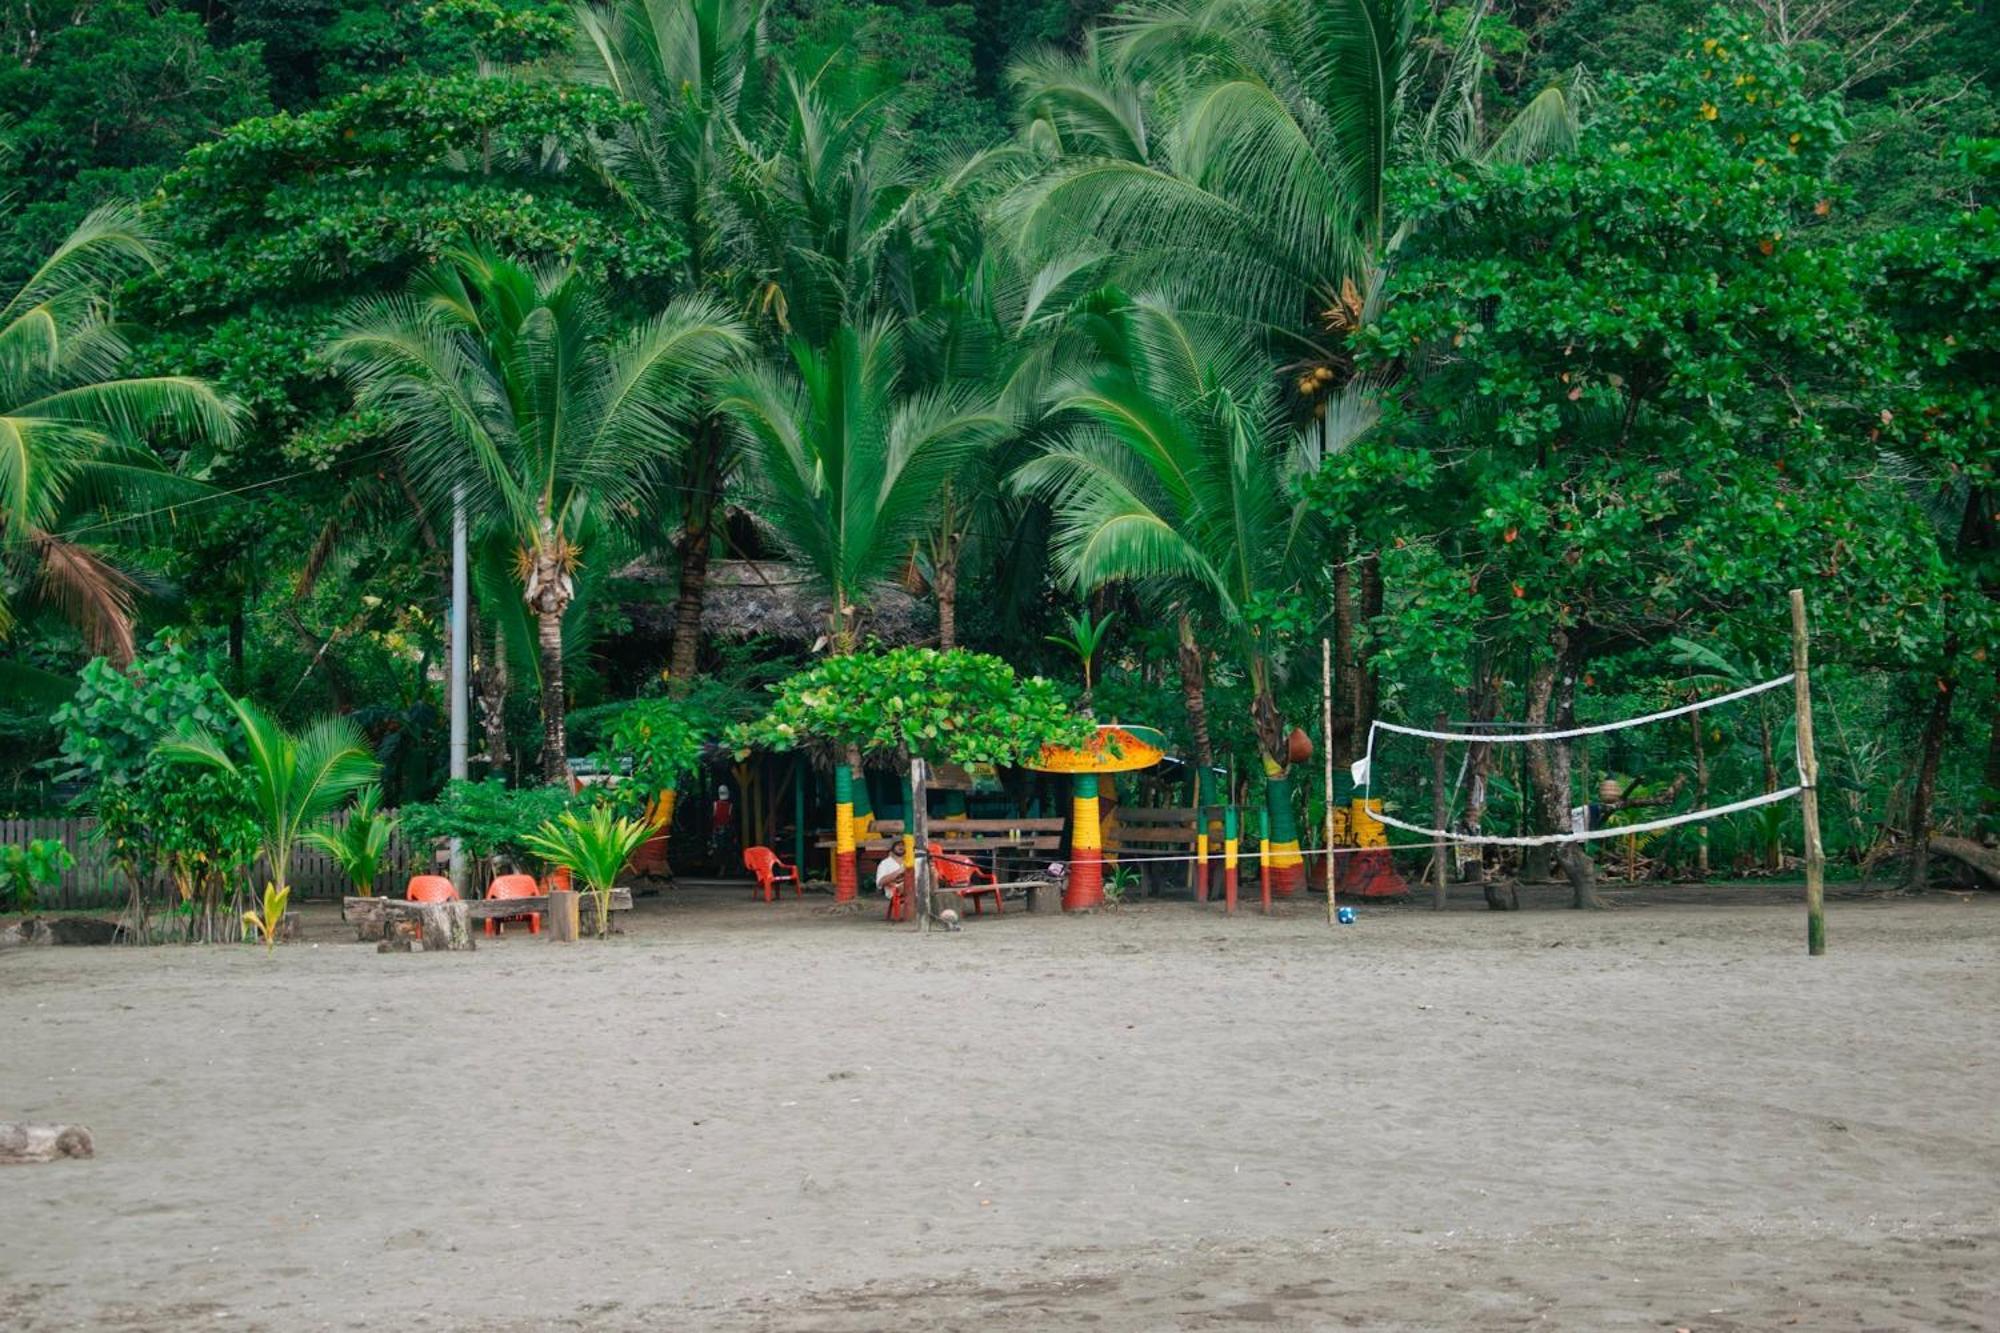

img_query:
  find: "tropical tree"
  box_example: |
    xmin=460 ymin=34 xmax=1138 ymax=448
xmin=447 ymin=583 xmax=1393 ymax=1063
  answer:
xmin=1016 ymin=295 xmax=1327 ymax=893
xmin=325 ymin=249 xmax=746 ymax=780
xmin=520 ymin=804 xmax=655 ymax=937
xmin=717 ymin=319 xmax=1013 ymax=652
xmin=0 ymin=204 xmax=239 ymax=664
xmin=161 ymin=694 xmax=381 ymax=905
xmin=303 ymin=784 xmax=398 ymax=897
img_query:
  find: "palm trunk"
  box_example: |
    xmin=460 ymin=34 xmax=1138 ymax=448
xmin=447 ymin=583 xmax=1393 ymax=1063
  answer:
xmin=935 ymin=546 xmax=959 ymax=650
xmin=535 ymin=601 xmax=568 ymax=783
xmin=525 ymin=522 xmax=574 ymax=785
xmin=1906 ymin=645 xmax=1958 ymax=892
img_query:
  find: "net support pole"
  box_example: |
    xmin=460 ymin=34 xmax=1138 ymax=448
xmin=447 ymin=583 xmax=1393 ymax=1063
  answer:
xmin=1322 ymin=637 xmax=1336 ymax=926
xmin=1789 ymin=589 xmax=1826 ymax=956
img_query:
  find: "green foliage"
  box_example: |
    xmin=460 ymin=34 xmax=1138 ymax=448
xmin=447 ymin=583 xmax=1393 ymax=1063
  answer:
xmin=160 ymin=694 xmax=381 ymax=897
xmin=731 ymin=646 xmax=1092 ymax=764
xmin=0 ymin=838 xmax=74 ymax=912
xmin=1318 ymin=9 xmax=1938 ymax=675
xmin=400 ymin=777 xmax=576 ymax=866
xmin=303 ymin=784 xmax=398 ymax=895
xmin=518 ymin=803 xmax=652 ymax=934
xmin=598 ymin=698 xmax=705 ymax=800
xmin=1045 ymin=608 xmax=1116 ymax=695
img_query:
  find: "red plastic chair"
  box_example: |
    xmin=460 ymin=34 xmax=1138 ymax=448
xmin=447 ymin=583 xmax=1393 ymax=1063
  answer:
xmin=926 ymin=842 xmax=1003 ymax=916
xmin=542 ymin=866 xmax=572 ymax=894
xmin=744 ymin=846 xmax=799 ymax=903
xmin=484 ymin=873 xmax=542 ymax=936
xmin=406 ymin=875 xmax=459 ymax=903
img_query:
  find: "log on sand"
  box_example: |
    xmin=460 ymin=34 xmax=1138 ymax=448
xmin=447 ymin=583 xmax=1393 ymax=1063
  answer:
xmin=0 ymin=1123 xmax=94 ymax=1164
xmin=1926 ymin=837 xmax=2000 ymax=891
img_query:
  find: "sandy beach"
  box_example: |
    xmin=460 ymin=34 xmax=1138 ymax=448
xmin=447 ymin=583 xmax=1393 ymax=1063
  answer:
xmin=3 ymin=884 xmax=1995 ymax=1331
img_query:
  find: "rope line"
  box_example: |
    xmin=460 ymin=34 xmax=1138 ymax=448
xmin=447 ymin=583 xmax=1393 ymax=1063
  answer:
xmin=1365 ymin=673 xmax=1796 ymax=747
xmin=1367 ymin=786 xmax=1802 ymax=848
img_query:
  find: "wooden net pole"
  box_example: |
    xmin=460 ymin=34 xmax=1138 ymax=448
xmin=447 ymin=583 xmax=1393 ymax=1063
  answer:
xmin=1789 ymin=589 xmax=1826 ymax=956
xmin=1323 ymin=637 xmax=1336 ymax=925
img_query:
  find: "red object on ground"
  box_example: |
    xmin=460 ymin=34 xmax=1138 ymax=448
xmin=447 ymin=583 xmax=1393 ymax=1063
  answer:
xmin=1341 ymin=849 xmax=1410 ymax=899
xmin=483 ymin=873 xmax=542 ymax=936
xmin=542 ymin=866 xmax=572 ymax=894
xmin=743 ymin=846 xmax=799 ymax=903
xmin=1064 ymin=852 xmax=1104 ymax=911
xmin=405 ymin=875 xmax=458 ymax=903
xmin=926 ymin=842 xmax=1002 ymax=916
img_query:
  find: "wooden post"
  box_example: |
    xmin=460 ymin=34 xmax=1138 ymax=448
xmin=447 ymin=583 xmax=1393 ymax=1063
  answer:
xmin=1323 ymin=637 xmax=1336 ymax=925
xmin=1790 ymin=589 xmax=1826 ymax=956
xmin=1258 ymin=805 xmax=1271 ymax=915
xmin=1432 ymin=713 xmax=1449 ymax=912
xmin=547 ymin=889 xmax=580 ymax=943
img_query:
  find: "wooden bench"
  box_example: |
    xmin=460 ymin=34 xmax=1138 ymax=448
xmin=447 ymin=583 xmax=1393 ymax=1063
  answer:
xmin=343 ymin=890 xmax=633 ymax=947
xmin=1108 ymin=806 xmax=1221 ymax=896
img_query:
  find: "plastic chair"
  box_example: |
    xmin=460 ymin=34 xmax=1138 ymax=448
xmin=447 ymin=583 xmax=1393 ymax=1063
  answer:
xmin=542 ymin=866 xmax=572 ymax=894
xmin=926 ymin=842 xmax=1003 ymax=916
xmin=484 ymin=873 xmax=542 ymax=937
xmin=406 ymin=875 xmax=459 ymax=903
xmin=744 ymin=846 xmax=800 ymax=903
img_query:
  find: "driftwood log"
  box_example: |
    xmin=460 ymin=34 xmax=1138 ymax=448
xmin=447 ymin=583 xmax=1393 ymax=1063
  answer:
xmin=418 ymin=900 xmax=475 ymax=952
xmin=0 ymin=1123 xmax=94 ymax=1163
xmin=1926 ymin=837 xmax=2000 ymax=890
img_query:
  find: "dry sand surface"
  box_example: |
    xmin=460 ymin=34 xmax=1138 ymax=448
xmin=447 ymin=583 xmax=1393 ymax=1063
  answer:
xmin=2 ymin=884 xmax=1996 ymax=1331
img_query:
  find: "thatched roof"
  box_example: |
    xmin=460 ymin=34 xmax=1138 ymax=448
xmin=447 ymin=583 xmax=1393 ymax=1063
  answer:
xmin=614 ymin=557 xmax=932 ymax=648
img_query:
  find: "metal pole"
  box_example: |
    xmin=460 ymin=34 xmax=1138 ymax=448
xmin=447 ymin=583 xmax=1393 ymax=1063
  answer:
xmin=1789 ymin=589 xmax=1826 ymax=955
xmin=448 ymin=486 xmax=469 ymax=890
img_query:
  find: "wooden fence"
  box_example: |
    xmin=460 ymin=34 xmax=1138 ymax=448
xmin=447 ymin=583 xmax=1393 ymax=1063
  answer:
xmin=0 ymin=813 xmax=446 ymax=911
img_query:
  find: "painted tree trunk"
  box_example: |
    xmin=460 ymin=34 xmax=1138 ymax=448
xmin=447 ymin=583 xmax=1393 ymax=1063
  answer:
xmin=1222 ymin=800 xmax=1240 ymax=912
xmin=833 ymin=764 xmax=858 ymax=903
xmin=1262 ymin=757 xmax=1305 ymax=896
xmin=1065 ymin=773 xmax=1104 ymax=910
xmin=1906 ymin=652 xmax=1959 ymax=892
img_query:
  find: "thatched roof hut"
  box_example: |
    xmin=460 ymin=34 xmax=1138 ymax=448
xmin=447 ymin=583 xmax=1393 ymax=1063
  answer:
xmin=614 ymin=557 xmax=932 ymax=649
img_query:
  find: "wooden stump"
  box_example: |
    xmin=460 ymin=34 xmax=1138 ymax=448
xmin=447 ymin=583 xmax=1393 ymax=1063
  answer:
xmin=417 ymin=900 xmax=475 ymax=952
xmin=1026 ymin=881 xmax=1061 ymax=914
xmin=547 ymin=889 xmax=581 ymax=942
xmin=0 ymin=1123 xmax=94 ymax=1164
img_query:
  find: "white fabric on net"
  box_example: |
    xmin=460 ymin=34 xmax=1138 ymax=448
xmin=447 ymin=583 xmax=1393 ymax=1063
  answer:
xmin=1357 ymin=673 xmax=1802 ymax=847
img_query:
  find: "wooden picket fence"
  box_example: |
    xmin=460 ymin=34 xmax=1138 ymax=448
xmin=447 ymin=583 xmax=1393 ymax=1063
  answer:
xmin=0 ymin=813 xmax=444 ymax=911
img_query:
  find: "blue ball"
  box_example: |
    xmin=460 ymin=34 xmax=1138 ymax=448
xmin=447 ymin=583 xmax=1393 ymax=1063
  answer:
xmin=1336 ymin=906 xmax=1356 ymax=925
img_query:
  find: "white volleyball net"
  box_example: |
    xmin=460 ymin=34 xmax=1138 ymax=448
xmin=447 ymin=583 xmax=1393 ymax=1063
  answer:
xmin=1354 ymin=673 xmax=1803 ymax=848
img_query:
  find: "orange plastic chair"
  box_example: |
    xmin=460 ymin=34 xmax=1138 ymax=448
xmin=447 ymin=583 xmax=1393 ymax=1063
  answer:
xmin=743 ymin=846 xmax=799 ymax=903
xmin=484 ymin=873 xmax=542 ymax=937
xmin=406 ymin=875 xmax=459 ymax=903
xmin=926 ymin=842 xmax=1003 ymax=916
xmin=542 ymin=866 xmax=572 ymax=894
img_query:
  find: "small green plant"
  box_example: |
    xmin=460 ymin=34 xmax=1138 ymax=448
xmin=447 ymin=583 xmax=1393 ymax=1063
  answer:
xmin=241 ymin=882 xmax=290 ymax=954
xmin=304 ymin=785 xmax=397 ymax=896
xmin=401 ymin=778 xmax=576 ymax=872
xmin=0 ymin=839 xmax=75 ymax=912
xmin=1104 ymin=862 xmax=1140 ymax=903
xmin=1046 ymin=609 xmax=1116 ymax=705
xmin=519 ymin=804 xmax=653 ymax=938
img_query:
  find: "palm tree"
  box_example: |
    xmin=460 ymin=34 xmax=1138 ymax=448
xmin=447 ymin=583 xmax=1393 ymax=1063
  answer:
xmin=0 ymin=203 xmax=239 ymax=664
xmin=325 ymin=250 xmax=746 ymax=781
xmin=162 ymin=695 xmax=380 ymax=907
xmin=1004 ymin=0 xmax=1580 ymax=358
xmin=1016 ymin=295 xmax=1327 ymax=891
xmin=716 ymin=318 xmax=1012 ymax=651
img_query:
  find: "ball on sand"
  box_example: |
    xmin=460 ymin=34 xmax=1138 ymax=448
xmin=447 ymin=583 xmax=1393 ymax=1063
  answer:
xmin=939 ymin=909 xmax=960 ymax=927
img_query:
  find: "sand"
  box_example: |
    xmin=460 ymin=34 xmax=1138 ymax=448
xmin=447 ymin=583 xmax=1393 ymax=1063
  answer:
xmin=2 ymin=883 xmax=1996 ymax=1331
